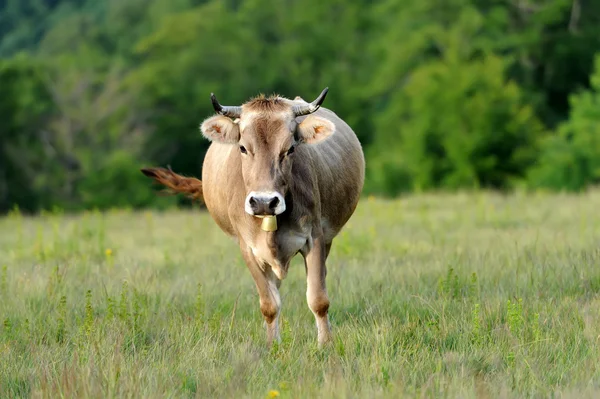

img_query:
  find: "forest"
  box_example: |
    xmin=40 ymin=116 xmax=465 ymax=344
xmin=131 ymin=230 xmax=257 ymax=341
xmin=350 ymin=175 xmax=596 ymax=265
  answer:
xmin=2 ymin=0 xmax=600 ymax=213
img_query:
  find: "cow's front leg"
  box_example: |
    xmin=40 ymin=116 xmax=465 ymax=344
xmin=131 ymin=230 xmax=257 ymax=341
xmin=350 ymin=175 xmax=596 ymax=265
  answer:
xmin=240 ymin=245 xmax=281 ymax=346
xmin=303 ymin=235 xmax=332 ymax=347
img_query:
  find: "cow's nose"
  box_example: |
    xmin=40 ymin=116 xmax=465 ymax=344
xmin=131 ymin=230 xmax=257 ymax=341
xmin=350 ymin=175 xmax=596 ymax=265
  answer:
xmin=249 ymin=195 xmax=279 ymax=215
xmin=245 ymin=192 xmax=286 ymax=216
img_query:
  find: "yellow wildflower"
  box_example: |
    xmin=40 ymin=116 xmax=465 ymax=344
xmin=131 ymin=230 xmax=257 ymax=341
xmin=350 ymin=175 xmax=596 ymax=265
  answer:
xmin=267 ymin=390 xmax=280 ymax=398
xmin=105 ymin=248 xmax=113 ymax=257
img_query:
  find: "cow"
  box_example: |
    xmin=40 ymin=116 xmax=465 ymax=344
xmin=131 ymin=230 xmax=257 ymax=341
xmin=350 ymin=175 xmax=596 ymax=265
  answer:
xmin=142 ymin=88 xmax=365 ymax=347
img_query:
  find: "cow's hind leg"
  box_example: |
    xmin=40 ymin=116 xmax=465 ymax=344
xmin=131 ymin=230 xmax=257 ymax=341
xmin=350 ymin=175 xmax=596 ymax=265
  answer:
xmin=303 ymin=235 xmax=332 ymax=347
xmin=240 ymin=245 xmax=281 ymax=346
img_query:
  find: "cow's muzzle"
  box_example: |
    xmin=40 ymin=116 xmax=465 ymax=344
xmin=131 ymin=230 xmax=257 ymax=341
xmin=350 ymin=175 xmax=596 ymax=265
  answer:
xmin=245 ymin=191 xmax=286 ymax=216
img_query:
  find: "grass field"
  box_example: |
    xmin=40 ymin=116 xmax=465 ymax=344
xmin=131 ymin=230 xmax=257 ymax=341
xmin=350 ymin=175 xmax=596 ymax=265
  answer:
xmin=2 ymin=191 xmax=600 ymax=398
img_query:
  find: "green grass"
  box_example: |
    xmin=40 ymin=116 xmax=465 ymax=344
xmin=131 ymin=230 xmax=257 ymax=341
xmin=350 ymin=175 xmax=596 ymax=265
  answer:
xmin=2 ymin=191 xmax=600 ymax=398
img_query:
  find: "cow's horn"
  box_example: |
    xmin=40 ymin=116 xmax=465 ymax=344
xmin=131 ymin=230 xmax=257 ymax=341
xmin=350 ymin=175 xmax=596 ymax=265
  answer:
xmin=292 ymin=87 xmax=329 ymax=117
xmin=210 ymin=93 xmax=242 ymax=118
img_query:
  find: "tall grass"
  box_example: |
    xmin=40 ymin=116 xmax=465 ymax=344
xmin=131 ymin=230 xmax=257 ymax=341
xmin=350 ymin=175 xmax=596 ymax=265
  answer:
xmin=1 ymin=191 xmax=600 ymax=398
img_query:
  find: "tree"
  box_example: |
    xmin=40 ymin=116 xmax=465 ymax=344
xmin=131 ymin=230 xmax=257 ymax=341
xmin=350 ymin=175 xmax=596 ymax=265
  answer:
xmin=0 ymin=55 xmax=54 ymax=212
xmin=471 ymin=0 xmax=600 ymax=127
xmin=38 ymin=58 xmax=171 ymax=210
xmin=366 ymin=5 xmax=545 ymax=194
xmin=528 ymin=53 xmax=600 ymax=191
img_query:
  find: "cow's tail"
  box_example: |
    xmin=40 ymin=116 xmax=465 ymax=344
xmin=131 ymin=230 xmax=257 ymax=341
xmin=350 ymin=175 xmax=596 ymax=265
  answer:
xmin=141 ymin=166 xmax=204 ymax=203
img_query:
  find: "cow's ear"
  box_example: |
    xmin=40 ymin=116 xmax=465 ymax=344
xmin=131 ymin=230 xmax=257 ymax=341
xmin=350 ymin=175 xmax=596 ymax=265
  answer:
xmin=201 ymin=115 xmax=240 ymax=143
xmin=296 ymin=115 xmax=335 ymax=144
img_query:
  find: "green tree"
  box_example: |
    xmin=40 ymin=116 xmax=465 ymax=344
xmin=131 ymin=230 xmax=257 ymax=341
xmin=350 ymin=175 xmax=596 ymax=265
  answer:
xmin=471 ymin=0 xmax=600 ymax=127
xmin=130 ymin=1 xmax=257 ymax=178
xmin=37 ymin=58 xmax=171 ymax=210
xmin=0 ymin=55 xmax=54 ymax=212
xmin=528 ymin=54 xmax=600 ymax=191
xmin=367 ymin=6 xmax=544 ymax=194
xmin=131 ymin=0 xmax=373 ymax=180
xmin=3 ymin=0 xmax=600 ymax=211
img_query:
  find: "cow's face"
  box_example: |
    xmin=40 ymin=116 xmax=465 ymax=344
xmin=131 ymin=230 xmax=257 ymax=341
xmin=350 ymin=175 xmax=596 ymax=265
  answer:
xmin=200 ymin=91 xmax=334 ymax=216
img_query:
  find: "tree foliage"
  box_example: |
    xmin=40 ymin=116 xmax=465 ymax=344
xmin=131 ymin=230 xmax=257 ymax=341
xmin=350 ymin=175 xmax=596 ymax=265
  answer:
xmin=528 ymin=54 xmax=600 ymax=191
xmin=366 ymin=5 xmax=546 ymax=194
xmin=1 ymin=0 xmax=600 ymax=212
xmin=0 ymin=55 xmax=53 ymax=212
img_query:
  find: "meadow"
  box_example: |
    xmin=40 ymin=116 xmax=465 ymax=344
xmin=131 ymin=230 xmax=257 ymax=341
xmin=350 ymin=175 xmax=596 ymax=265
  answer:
xmin=1 ymin=191 xmax=600 ymax=398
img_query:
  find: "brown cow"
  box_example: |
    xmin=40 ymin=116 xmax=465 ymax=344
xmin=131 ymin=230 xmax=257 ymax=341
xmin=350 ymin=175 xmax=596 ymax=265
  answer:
xmin=143 ymin=88 xmax=365 ymax=347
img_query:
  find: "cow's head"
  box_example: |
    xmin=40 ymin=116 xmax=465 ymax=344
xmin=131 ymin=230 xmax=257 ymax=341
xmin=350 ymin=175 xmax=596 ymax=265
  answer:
xmin=200 ymin=88 xmax=335 ymax=217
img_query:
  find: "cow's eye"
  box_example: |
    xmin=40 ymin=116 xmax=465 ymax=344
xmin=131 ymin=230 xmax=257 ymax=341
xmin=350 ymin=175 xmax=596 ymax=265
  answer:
xmin=239 ymin=145 xmax=247 ymax=154
xmin=286 ymin=146 xmax=295 ymax=155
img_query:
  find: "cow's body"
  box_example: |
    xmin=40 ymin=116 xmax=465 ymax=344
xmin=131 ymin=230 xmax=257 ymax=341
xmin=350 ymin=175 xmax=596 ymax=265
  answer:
xmin=202 ymin=106 xmax=364 ymax=278
xmin=143 ymin=89 xmax=364 ymax=346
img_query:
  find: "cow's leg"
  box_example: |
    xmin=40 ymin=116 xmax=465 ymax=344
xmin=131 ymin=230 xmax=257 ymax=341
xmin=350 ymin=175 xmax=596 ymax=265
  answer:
xmin=240 ymin=245 xmax=281 ymax=346
xmin=304 ymin=235 xmax=332 ymax=347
